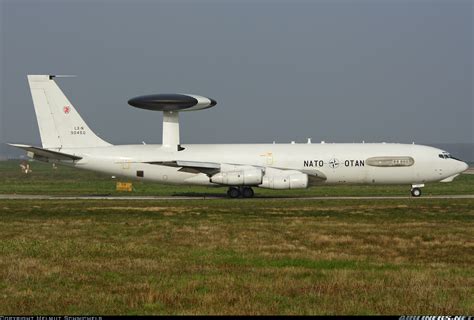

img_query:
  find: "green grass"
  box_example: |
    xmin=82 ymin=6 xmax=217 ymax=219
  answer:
xmin=0 ymin=160 xmax=472 ymax=314
xmin=0 ymin=198 xmax=473 ymax=314
xmin=0 ymin=160 xmax=473 ymax=196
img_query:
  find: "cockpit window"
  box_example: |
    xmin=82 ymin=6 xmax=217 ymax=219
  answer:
xmin=439 ymin=152 xmax=463 ymax=161
xmin=448 ymin=154 xmax=462 ymax=161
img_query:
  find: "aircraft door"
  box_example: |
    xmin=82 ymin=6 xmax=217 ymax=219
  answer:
xmin=260 ymin=152 xmax=273 ymax=166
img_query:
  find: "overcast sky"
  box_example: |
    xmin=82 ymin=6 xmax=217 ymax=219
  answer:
xmin=1 ymin=0 xmax=472 ymax=154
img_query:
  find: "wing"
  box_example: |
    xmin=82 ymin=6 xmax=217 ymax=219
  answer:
xmin=300 ymin=169 xmax=328 ymax=185
xmin=147 ymin=160 xmax=327 ymax=183
xmin=146 ymin=160 xmax=221 ymax=175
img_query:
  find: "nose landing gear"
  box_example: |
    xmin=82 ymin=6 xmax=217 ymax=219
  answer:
xmin=411 ymin=188 xmax=422 ymax=197
xmin=227 ymin=186 xmax=255 ymax=198
xmin=410 ymin=184 xmax=424 ymax=197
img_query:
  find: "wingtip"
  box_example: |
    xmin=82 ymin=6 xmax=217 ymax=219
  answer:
xmin=49 ymin=75 xmax=77 ymax=79
xmin=6 ymin=143 xmax=32 ymax=148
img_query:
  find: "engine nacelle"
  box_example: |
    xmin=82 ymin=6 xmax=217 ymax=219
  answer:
xmin=259 ymin=168 xmax=308 ymax=189
xmin=210 ymin=166 xmax=263 ymax=186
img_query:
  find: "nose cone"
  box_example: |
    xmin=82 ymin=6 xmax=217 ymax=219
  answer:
xmin=460 ymin=161 xmax=469 ymax=173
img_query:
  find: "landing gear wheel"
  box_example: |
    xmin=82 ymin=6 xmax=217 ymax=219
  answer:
xmin=241 ymin=187 xmax=254 ymax=198
xmin=227 ymin=187 xmax=241 ymax=198
xmin=411 ymin=188 xmax=422 ymax=197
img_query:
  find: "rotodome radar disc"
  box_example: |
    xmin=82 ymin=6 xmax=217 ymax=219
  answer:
xmin=128 ymin=94 xmax=216 ymax=112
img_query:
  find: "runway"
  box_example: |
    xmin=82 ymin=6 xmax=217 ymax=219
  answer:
xmin=464 ymin=168 xmax=474 ymax=174
xmin=0 ymin=194 xmax=473 ymax=200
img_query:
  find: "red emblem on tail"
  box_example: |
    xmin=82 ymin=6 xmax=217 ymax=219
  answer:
xmin=63 ymin=106 xmax=71 ymax=114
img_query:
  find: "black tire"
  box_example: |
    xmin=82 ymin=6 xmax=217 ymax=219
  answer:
xmin=242 ymin=187 xmax=254 ymax=198
xmin=411 ymin=188 xmax=422 ymax=197
xmin=227 ymin=187 xmax=240 ymax=198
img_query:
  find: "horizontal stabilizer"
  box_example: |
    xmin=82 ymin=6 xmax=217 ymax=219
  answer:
xmin=7 ymin=144 xmax=82 ymax=161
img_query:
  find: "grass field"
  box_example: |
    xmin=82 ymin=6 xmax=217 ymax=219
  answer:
xmin=0 ymin=160 xmax=473 ymax=314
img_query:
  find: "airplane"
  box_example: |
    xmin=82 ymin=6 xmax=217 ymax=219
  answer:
xmin=8 ymin=75 xmax=469 ymax=198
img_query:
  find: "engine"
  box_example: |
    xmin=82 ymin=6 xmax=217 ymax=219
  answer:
xmin=258 ymin=168 xmax=308 ymax=189
xmin=210 ymin=165 xmax=308 ymax=190
xmin=210 ymin=165 xmax=263 ymax=186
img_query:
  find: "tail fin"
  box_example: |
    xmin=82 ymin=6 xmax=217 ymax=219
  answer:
xmin=27 ymin=75 xmax=111 ymax=149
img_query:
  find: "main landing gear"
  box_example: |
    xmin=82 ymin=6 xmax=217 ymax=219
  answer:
xmin=410 ymin=184 xmax=424 ymax=197
xmin=227 ymin=186 xmax=255 ymax=198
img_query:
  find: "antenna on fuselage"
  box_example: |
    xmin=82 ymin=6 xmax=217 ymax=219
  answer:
xmin=128 ymin=94 xmax=216 ymax=151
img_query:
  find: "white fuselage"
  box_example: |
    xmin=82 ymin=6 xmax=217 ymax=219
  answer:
xmin=59 ymin=143 xmax=468 ymax=187
xmin=19 ymin=75 xmax=469 ymax=195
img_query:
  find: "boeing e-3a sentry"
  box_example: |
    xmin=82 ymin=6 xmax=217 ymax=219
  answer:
xmin=8 ymin=75 xmax=468 ymax=198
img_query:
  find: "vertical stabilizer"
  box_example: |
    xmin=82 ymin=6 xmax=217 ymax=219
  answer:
xmin=27 ymin=75 xmax=111 ymax=149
